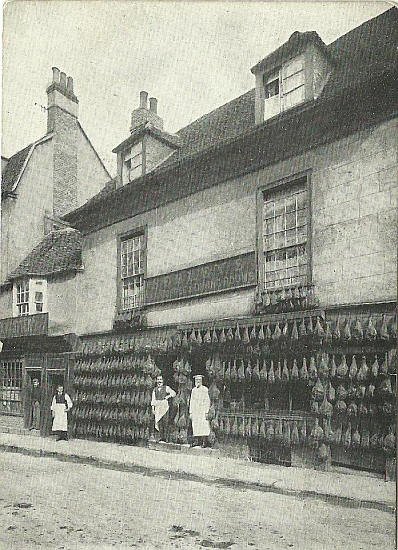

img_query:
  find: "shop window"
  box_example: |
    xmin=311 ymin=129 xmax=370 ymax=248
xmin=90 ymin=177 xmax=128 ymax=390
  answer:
xmin=119 ymin=230 xmax=146 ymax=310
xmin=220 ymin=355 xmax=311 ymax=414
xmin=0 ymin=360 xmax=23 ymax=414
xmin=260 ymin=175 xmax=310 ymax=291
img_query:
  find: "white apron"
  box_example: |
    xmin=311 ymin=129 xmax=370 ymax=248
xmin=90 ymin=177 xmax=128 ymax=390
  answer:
xmin=51 ymin=393 xmax=73 ymax=432
xmin=189 ymin=385 xmax=211 ymax=437
xmin=151 ymin=386 xmax=176 ymax=430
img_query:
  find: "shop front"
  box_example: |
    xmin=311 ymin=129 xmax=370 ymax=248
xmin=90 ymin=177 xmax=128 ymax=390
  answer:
xmin=71 ymin=301 xmax=396 ymax=477
xmin=0 ymin=329 xmax=76 ymax=436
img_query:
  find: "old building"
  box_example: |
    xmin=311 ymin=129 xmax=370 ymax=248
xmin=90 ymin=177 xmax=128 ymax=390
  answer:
xmin=1 ymin=67 xmax=111 ymax=283
xmin=0 ymin=69 xmax=110 ymax=426
xmin=1 ymin=9 xmax=396 ymax=471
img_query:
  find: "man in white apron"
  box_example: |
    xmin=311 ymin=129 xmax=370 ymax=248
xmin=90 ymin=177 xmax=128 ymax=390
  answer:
xmin=151 ymin=375 xmax=176 ymax=442
xmin=189 ymin=375 xmax=211 ymax=447
xmin=51 ymin=385 xmax=73 ymax=441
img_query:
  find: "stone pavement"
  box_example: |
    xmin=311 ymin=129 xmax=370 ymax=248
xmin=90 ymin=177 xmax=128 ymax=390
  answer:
xmin=0 ymin=431 xmax=395 ymax=514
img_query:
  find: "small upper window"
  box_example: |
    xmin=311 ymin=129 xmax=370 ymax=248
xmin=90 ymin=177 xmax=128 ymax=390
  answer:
xmin=264 ymin=77 xmax=279 ymax=99
xmin=35 ymin=291 xmax=44 ymax=312
xmin=13 ymin=279 xmax=47 ymax=317
xmin=123 ymin=142 xmax=143 ymax=183
xmin=263 ymin=55 xmax=306 ymax=121
xmin=16 ymin=281 xmax=29 ymax=316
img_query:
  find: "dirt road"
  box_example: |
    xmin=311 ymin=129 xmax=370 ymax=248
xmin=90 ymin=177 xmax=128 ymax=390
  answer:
xmin=0 ymin=450 xmax=394 ymax=550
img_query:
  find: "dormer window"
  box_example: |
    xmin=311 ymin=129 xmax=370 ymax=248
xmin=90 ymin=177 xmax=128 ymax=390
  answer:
xmin=123 ymin=142 xmax=143 ymax=183
xmin=252 ymin=31 xmax=332 ymax=124
xmin=262 ymin=55 xmax=306 ymax=121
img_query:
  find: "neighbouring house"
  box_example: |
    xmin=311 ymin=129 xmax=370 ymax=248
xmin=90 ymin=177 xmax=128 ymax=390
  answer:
xmin=0 ymin=69 xmax=110 ymax=427
xmin=1 ymin=9 xmax=397 ymax=473
xmin=1 ymin=67 xmax=111 ymax=284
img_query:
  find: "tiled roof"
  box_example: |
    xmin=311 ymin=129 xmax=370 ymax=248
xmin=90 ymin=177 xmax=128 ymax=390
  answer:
xmin=83 ymin=177 xmax=117 ymax=206
xmin=65 ymin=8 xmax=397 ymax=233
xmin=165 ymin=7 xmax=397 ymax=165
xmin=113 ymin=123 xmax=181 ymax=153
xmin=1 ymin=143 xmax=33 ymax=197
xmin=7 ymin=228 xmax=82 ymax=280
xmin=250 ymin=30 xmax=329 ymax=75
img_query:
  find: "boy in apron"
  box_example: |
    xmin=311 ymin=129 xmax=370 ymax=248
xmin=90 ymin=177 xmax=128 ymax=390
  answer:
xmin=51 ymin=385 xmax=73 ymax=441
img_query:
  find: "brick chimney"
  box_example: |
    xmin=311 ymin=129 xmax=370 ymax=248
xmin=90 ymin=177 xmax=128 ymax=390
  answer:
xmin=130 ymin=90 xmax=163 ymax=132
xmin=46 ymin=67 xmax=79 ymax=218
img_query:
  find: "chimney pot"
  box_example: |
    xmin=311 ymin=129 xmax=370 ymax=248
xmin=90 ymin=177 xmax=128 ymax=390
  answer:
xmin=67 ymin=76 xmax=74 ymax=93
xmin=149 ymin=97 xmax=158 ymax=114
xmin=52 ymin=67 xmax=60 ymax=83
xmin=139 ymin=91 xmax=148 ymax=109
xmin=60 ymin=72 xmax=67 ymax=89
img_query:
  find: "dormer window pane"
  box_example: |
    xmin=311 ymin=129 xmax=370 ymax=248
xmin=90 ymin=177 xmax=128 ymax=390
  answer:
xmin=265 ymin=78 xmax=279 ymax=99
xmin=283 ymin=85 xmax=305 ymax=109
xmin=283 ymin=71 xmax=305 ymax=94
xmin=284 ymin=56 xmax=304 ymax=77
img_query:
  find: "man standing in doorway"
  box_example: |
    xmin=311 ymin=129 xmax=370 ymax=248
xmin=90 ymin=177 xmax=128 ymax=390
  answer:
xmin=189 ymin=374 xmax=211 ymax=448
xmin=51 ymin=385 xmax=73 ymax=441
xmin=29 ymin=378 xmax=42 ymax=431
xmin=151 ymin=375 xmax=176 ymax=442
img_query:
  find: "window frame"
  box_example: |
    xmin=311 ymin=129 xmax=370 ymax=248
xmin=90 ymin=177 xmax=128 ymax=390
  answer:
xmin=116 ymin=225 xmax=148 ymax=312
xmin=15 ymin=280 xmax=30 ymax=316
xmin=256 ymin=170 xmax=312 ymax=293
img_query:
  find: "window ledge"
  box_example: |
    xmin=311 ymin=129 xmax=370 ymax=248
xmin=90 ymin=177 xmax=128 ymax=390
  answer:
xmin=113 ymin=308 xmax=146 ymax=332
xmin=255 ymin=283 xmax=319 ymax=314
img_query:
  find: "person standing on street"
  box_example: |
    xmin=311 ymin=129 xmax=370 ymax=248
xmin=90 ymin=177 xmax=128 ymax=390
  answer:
xmin=29 ymin=378 xmax=42 ymax=430
xmin=51 ymin=384 xmax=73 ymax=441
xmin=151 ymin=375 xmax=176 ymax=442
xmin=189 ymin=374 xmax=211 ymax=448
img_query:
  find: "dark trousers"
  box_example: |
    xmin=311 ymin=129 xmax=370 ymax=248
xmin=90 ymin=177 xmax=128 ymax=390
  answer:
xmin=30 ymin=401 xmax=40 ymax=430
xmin=155 ymin=411 xmax=169 ymax=441
xmin=55 ymin=430 xmax=68 ymax=441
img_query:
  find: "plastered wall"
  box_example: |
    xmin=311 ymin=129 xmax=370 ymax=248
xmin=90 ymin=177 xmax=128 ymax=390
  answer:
xmin=75 ymin=118 xmax=397 ymax=335
xmin=1 ymin=140 xmax=53 ymax=282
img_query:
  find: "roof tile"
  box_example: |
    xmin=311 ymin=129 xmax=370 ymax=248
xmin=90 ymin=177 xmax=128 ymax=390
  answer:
xmin=8 ymin=228 xmax=82 ymax=280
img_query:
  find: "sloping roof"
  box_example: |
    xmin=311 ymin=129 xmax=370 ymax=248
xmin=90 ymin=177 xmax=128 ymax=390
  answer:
xmin=251 ymin=30 xmax=330 ymax=75
xmin=1 ymin=143 xmax=33 ymax=197
xmin=7 ymin=228 xmax=82 ymax=280
xmin=158 ymin=8 xmax=397 ymax=169
xmin=322 ymin=6 xmax=398 ymax=98
xmin=112 ymin=123 xmax=181 ymax=153
xmin=2 ymin=122 xmax=111 ymax=200
xmin=65 ymin=7 xmax=397 ymax=233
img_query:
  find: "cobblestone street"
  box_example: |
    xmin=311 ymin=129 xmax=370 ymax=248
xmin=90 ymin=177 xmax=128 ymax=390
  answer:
xmin=0 ymin=451 xmax=394 ymax=550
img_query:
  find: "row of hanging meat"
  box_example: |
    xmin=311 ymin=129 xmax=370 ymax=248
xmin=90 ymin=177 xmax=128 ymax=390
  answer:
xmin=72 ymin=355 xmax=196 ymax=445
xmin=205 ymin=351 xmax=396 ymax=383
xmin=176 ymin=314 xmax=397 ymax=347
xmin=215 ymin=415 xmax=396 ymax=453
xmin=75 ymin=313 xmax=396 ymax=358
xmin=74 ymin=355 xmax=161 ymax=375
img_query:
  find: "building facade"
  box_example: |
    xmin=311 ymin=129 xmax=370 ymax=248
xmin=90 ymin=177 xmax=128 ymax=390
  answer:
xmin=0 ymin=69 xmax=110 ymax=429
xmin=1 ymin=10 xmax=396 ymax=471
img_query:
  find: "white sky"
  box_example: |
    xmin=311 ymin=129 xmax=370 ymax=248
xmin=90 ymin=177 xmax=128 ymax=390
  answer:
xmin=2 ymin=1 xmax=392 ymax=175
